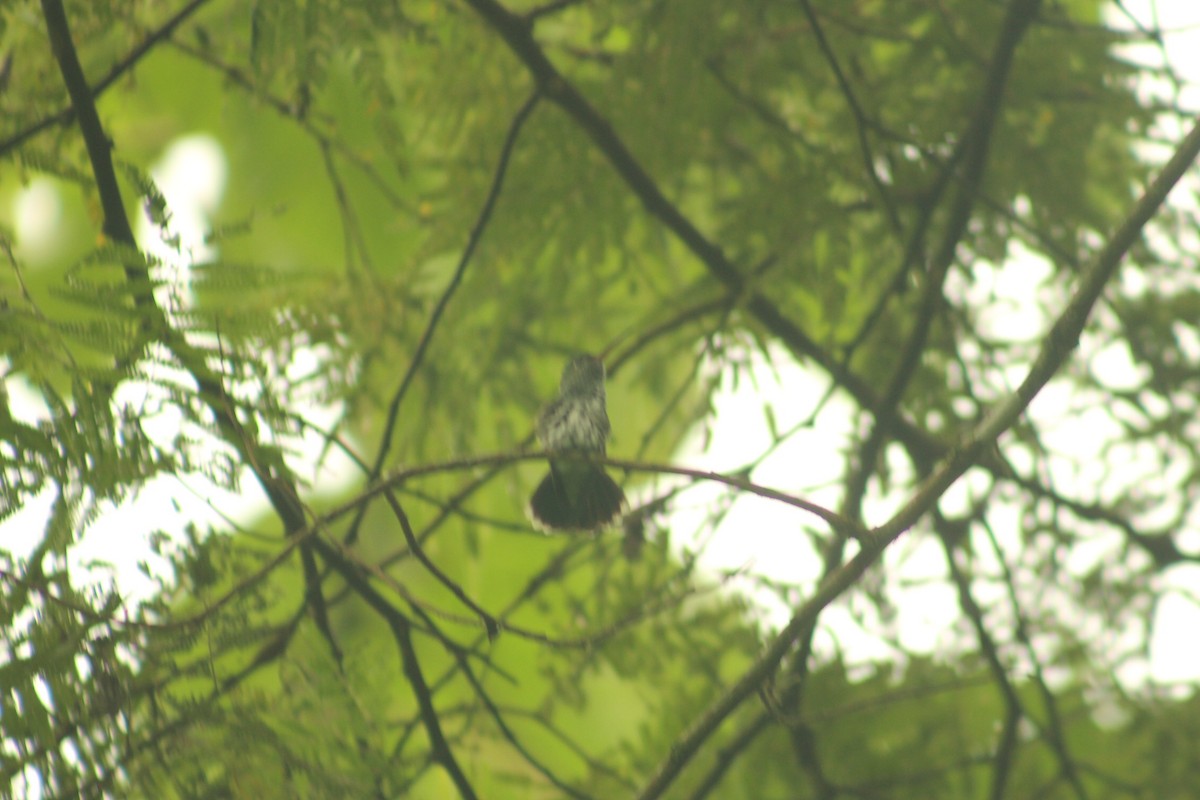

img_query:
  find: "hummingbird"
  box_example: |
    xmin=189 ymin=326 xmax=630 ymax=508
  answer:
xmin=529 ymin=354 xmax=625 ymax=532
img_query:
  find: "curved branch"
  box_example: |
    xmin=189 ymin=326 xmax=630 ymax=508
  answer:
xmin=303 ymin=450 xmax=852 ymax=538
xmin=311 ymin=538 xmax=482 ymax=798
xmin=383 ymin=488 xmax=501 ymax=638
xmin=343 ymin=91 xmax=541 ymax=546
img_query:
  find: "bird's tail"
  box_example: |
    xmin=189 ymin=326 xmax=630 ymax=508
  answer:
xmin=529 ymin=463 xmax=625 ymax=532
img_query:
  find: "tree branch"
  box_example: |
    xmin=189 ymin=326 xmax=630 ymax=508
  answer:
xmin=295 ymin=450 xmax=852 ymax=539
xmin=386 ymin=611 xmax=480 ymax=800
xmin=40 ymin=0 xmax=137 ymax=248
xmin=797 ymin=0 xmax=903 ymax=235
xmin=343 ymin=91 xmax=541 ymax=546
xmin=461 ymin=0 xmax=840 ymax=383
xmin=39 ymin=0 xmax=343 ymax=673
xmin=935 ymin=514 xmax=1022 ymax=800
xmin=310 ymin=538 xmax=482 ymax=798
xmin=2 ymin=0 xmax=214 ymax=158
xmin=842 ymin=0 xmax=1043 ymax=519
xmin=383 ymin=488 xmax=501 ymax=638
xmin=633 ymin=109 xmax=1200 ymax=800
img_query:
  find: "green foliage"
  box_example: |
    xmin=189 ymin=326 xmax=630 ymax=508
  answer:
xmin=2 ymin=0 xmax=1200 ymax=797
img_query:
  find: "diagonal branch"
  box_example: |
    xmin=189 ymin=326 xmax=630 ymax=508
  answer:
xmin=343 ymin=91 xmax=541 ymax=546
xmin=796 ymin=0 xmax=902 ymax=235
xmin=461 ymin=0 xmax=836 ymax=378
xmin=310 ymin=537 xmax=482 ymax=798
xmin=979 ymin=515 xmax=1092 ymax=799
xmin=40 ymin=0 xmax=137 ymax=248
xmin=383 ymin=488 xmax=501 ymax=638
xmin=385 ymin=608 xmax=480 ymax=800
xmin=768 ymin=0 xmax=1046 ymax=761
xmin=785 ymin=42 xmax=1049 ymax=771
xmin=842 ymin=0 xmax=1043 ymax=518
xmin=2 ymin=0 xmax=214 ymax=158
xmin=633 ymin=110 xmax=1200 ymax=800
xmin=38 ymin=0 xmax=344 ymax=669
xmin=934 ymin=513 xmax=1023 ymax=800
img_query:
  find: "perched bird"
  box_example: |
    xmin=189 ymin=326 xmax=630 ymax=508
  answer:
xmin=529 ymin=354 xmax=625 ymax=532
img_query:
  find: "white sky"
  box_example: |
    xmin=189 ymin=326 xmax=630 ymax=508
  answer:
xmin=3 ymin=1 xmax=1200 ymax=689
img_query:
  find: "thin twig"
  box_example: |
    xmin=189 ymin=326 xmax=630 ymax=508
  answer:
xmin=0 ymin=0 xmax=215 ymax=157
xmin=935 ymin=512 xmax=1023 ymax=800
xmin=979 ymin=515 xmax=1091 ymax=800
xmin=797 ymin=0 xmax=903 ymax=235
xmin=343 ymin=91 xmax=541 ymax=546
xmin=383 ymin=489 xmax=501 ymax=638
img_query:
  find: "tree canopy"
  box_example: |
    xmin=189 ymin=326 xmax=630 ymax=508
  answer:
xmin=2 ymin=0 xmax=1200 ymax=798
